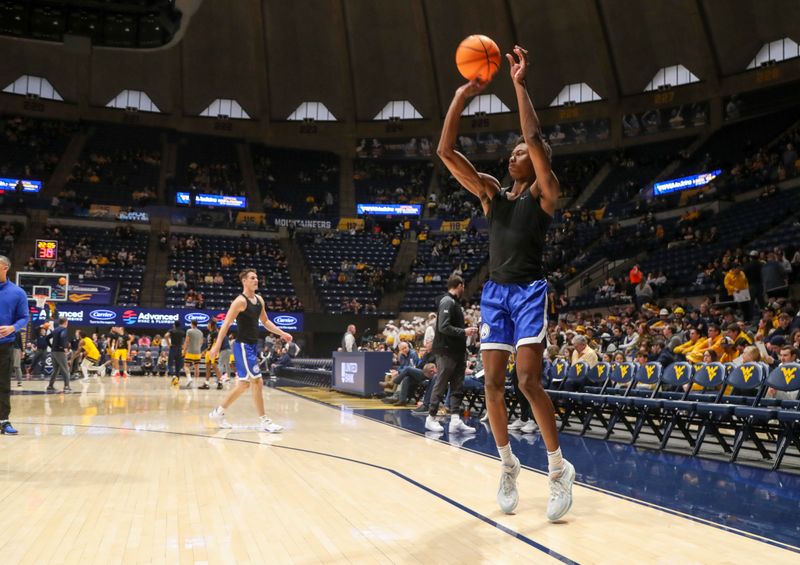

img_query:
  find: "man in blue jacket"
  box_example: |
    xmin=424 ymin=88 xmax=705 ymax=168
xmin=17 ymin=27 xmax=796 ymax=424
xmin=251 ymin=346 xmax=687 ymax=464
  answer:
xmin=0 ymin=256 xmax=30 ymax=435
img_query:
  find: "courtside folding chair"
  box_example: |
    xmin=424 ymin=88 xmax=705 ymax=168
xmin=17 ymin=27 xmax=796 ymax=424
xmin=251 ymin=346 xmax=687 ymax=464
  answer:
xmin=771 ymin=363 xmax=800 ymax=470
xmin=628 ymin=362 xmax=663 ymax=444
xmin=550 ymin=361 xmax=589 ymax=431
xmin=628 ymin=361 xmax=695 ymax=449
xmin=730 ymin=363 xmax=800 ymax=469
xmin=719 ymin=362 xmax=774 ymax=463
xmin=548 ymin=358 xmax=569 ymax=389
xmin=578 ymin=362 xmax=613 ymax=434
xmin=601 ymin=362 xmax=637 ymax=440
xmin=684 ymin=362 xmax=732 ymax=456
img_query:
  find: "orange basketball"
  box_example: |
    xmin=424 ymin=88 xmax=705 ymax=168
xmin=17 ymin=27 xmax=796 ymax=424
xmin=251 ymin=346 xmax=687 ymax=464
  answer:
xmin=58 ymin=276 xmax=67 ymax=286
xmin=456 ymin=34 xmax=501 ymax=82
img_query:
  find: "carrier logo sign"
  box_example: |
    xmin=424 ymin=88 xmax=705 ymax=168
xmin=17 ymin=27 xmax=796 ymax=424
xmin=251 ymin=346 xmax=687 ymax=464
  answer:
xmin=90 ymin=309 xmax=117 ymax=322
xmin=185 ymin=312 xmax=210 ymax=324
xmin=341 ymin=362 xmax=358 ymax=384
xmin=271 ymin=314 xmax=301 ymax=330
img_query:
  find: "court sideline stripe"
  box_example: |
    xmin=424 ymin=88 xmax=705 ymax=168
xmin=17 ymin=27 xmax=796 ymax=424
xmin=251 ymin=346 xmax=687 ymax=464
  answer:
xmin=21 ymin=421 xmax=579 ymax=565
xmin=275 ymin=386 xmax=800 ymax=555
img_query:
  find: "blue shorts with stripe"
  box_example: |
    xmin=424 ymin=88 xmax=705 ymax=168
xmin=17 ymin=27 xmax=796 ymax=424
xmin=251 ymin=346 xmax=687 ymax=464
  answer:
xmin=233 ymin=341 xmax=262 ymax=380
xmin=479 ymin=279 xmax=548 ymax=352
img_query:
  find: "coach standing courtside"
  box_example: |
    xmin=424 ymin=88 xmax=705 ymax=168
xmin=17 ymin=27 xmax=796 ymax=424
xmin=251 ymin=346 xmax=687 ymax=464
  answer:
xmin=0 ymin=255 xmax=29 ymax=435
xmin=425 ymin=275 xmax=478 ymax=435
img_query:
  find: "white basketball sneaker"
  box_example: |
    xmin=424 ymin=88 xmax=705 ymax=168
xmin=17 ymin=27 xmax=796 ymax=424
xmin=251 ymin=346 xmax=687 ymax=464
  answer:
xmin=259 ymin=416 xmax=283 ymax=433
xmin=449 ymin=418 xmax=476 ymax=434
xmin=209 ymin=406 xmax=232 ymax=429
xmin=546 ymin=460 xmax=576 ymax=522
xmin=497 ymin=456 xmax=521 ymax=514
xmin=508 ymin=418 xmax=525 ymax=431
xmin=521 ymin=420 xmax=539 ymax=434
xmin=425 ymin=415 xmax=444 ymax=432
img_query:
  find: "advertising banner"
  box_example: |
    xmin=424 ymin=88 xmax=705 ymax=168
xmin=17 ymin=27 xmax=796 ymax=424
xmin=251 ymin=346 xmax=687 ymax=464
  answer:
xmin=66 ymin=280 xmax=118 ymax=305
xmin=273 ymin=217 xmax=334 ymax=230
xmin=441 ymin=219 xmax=470 ymax=232
xmin=28 ymin=305 xmax=304 ymax=331
xmin=0 ymin=177 xmax=42 ymax=192
xmin=337 ymin=217 xmax=365 ymax=231
xmin=653 ymin=169 xmax=722 ymax=196
xmin=236 ymin=211 xmax=266 ymax=226
xmin=176 ymin=192 xmax=247 ymax=209
xmin=356 ymin=203 xmax=421 ymax=216
xmin=89 ymin=204 xmax=121 ymax=218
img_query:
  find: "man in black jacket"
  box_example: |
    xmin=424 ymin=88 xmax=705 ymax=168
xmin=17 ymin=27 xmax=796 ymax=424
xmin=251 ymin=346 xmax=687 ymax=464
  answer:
xmin=425 ymin=275 xmax=478 ymax=434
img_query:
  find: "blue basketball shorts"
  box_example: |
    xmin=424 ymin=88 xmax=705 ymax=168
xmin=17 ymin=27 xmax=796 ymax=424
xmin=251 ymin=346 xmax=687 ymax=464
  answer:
xmin=479 ymin=279 xmax=548 ymax=352
xmin=233 ymin=341 xmax=262 ymax=380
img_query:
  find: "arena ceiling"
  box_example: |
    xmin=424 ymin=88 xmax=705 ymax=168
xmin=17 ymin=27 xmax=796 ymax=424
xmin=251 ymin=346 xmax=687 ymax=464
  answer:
xmin=0 ymin=0 xmax=798 ymax=124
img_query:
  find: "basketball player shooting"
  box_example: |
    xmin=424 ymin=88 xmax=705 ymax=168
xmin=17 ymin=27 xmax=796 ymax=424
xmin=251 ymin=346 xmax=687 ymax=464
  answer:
xmin=208 ymin=269 xmax=292 ymax=432
xmin=437 ymin=45 xmax=575 ymax=521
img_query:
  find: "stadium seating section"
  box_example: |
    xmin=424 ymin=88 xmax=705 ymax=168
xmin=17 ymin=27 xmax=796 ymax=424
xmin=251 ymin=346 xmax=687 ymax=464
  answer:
xmin=173 ymin=133 xmax=243 ymax=198
xmin=166 ymin=233 xmax=299 ymax=311
xmin=252 ymin=145 xmax=339 ymax=218
xmin=49 ymin=225 xmax=147 ymax=306
xmin=299 ymin=231 xmax=397 ymax=314
xmin=65 ymin=124 xmax=161 ymax=206
xmin=354 ymin=159 xmax=433 ymax=204
xmin=401 ymin=231 xmax=489 ymax=311
xmin=1 ymin=115 xmax=77 ymax=180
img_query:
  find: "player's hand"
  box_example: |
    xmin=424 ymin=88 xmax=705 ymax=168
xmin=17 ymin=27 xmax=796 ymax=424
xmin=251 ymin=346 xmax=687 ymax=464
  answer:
xmin=209 ymin=345 xmax=220 ymax=359
xmin=506 ymin=45 xmax=529 ymax=85
xmin=281 ymin=332 xmax=293 ymax=343
xmin=456 ymin=78 xmax=488 ymax=100
xmin=465 ymin=327 xmax=479 ymax=337
xmin=0 ymin=325 xmax=15 ymax=338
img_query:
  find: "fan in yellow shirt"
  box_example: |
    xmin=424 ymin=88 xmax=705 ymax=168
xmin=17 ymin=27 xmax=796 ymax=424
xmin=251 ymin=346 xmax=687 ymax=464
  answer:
xmin=686 ymin=324 xmax=724 ymax=364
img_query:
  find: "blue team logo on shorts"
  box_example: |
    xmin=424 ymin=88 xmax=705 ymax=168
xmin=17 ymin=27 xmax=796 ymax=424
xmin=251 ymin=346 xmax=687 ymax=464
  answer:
xmin=480 ymin=323 xmax=490 ymax=340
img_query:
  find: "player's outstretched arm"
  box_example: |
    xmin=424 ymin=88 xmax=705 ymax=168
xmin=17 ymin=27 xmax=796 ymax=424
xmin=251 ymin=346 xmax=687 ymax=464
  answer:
xmin=210 ymin=296 xmax=245 ymax=357
xmin=257 ymin=297 xmax=292 ymax=343
xmin=437 ymin=80 xmax=501 ymax=216
xmin=507 ymin=45 xmax=559 ymax=216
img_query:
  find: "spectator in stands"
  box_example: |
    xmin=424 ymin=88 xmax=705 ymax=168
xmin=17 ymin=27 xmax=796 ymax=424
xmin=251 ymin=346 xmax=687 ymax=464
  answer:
xmin=686 ymin=324 xmax=723 ymax=364
xmin=341 ymin=324 xmax=357 ymax=352
xmin=634 ymin=278 xmax=654 ymax=309
xmin=724 ymin=264 xmax=751 ymax=319
xmin=570 ymin=335 xmax=598 ymax=368
xmin=762 ymin=252 xmax=788 ymax=299
xmin=674 ymin=328 xmax=702 ymax=360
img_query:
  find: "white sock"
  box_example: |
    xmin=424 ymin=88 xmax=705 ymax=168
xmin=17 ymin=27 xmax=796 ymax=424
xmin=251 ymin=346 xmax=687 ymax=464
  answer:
xmin=451 ymin=414 xmax=459 ymax=422
xmin=547 ymin=447 xmax=564 ymax=477
xmin=215 ymin=406 xmax=224 ymax=414
xmin=498 ymin=443 xmax=515 ymax=467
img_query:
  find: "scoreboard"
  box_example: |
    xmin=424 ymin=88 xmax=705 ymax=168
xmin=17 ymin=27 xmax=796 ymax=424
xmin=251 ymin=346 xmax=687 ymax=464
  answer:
xmin=35 ymin=239 xmax=58 ymax=261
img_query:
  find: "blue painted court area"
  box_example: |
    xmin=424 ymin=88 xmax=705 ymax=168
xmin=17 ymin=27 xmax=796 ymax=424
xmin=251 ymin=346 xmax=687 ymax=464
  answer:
xmin=353 ymin=407 xmax=800 ymax=551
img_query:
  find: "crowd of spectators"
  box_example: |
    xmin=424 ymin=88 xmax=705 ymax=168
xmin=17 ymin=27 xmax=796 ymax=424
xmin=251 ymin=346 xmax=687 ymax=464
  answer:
xmin=67 ymin=150 xmax=159 ymax=193
xmin=353 ymin=160 xmax=432 ymax=205
xmin=254 ymin=150 xmax=339 ymax=218
xmin=0 ymin=115 xmax=77 ymax=179
xmin=165 ymin=233 xmax=303 ymax=311
xmin=730 ymin=123 xmax=800 ymax=188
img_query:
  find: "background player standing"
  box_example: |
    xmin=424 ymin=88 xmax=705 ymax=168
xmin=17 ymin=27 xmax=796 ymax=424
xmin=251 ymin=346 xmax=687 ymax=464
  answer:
xmin=183 ymin=319 xmax=204 ymax=388
xmin=437 ymin=45 xmax=575 ymax=522
xmin=208 ymin=269 xmax=292 ymax=432
xmin=110 ymin=326 xmax=133 ymax=378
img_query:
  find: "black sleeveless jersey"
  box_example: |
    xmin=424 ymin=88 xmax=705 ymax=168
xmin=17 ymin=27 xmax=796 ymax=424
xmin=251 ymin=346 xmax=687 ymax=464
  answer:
xmin=236 ymin=294 xmax=262 ymax=344
xmin=487 ymin=188 xmax=552 ymax=283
